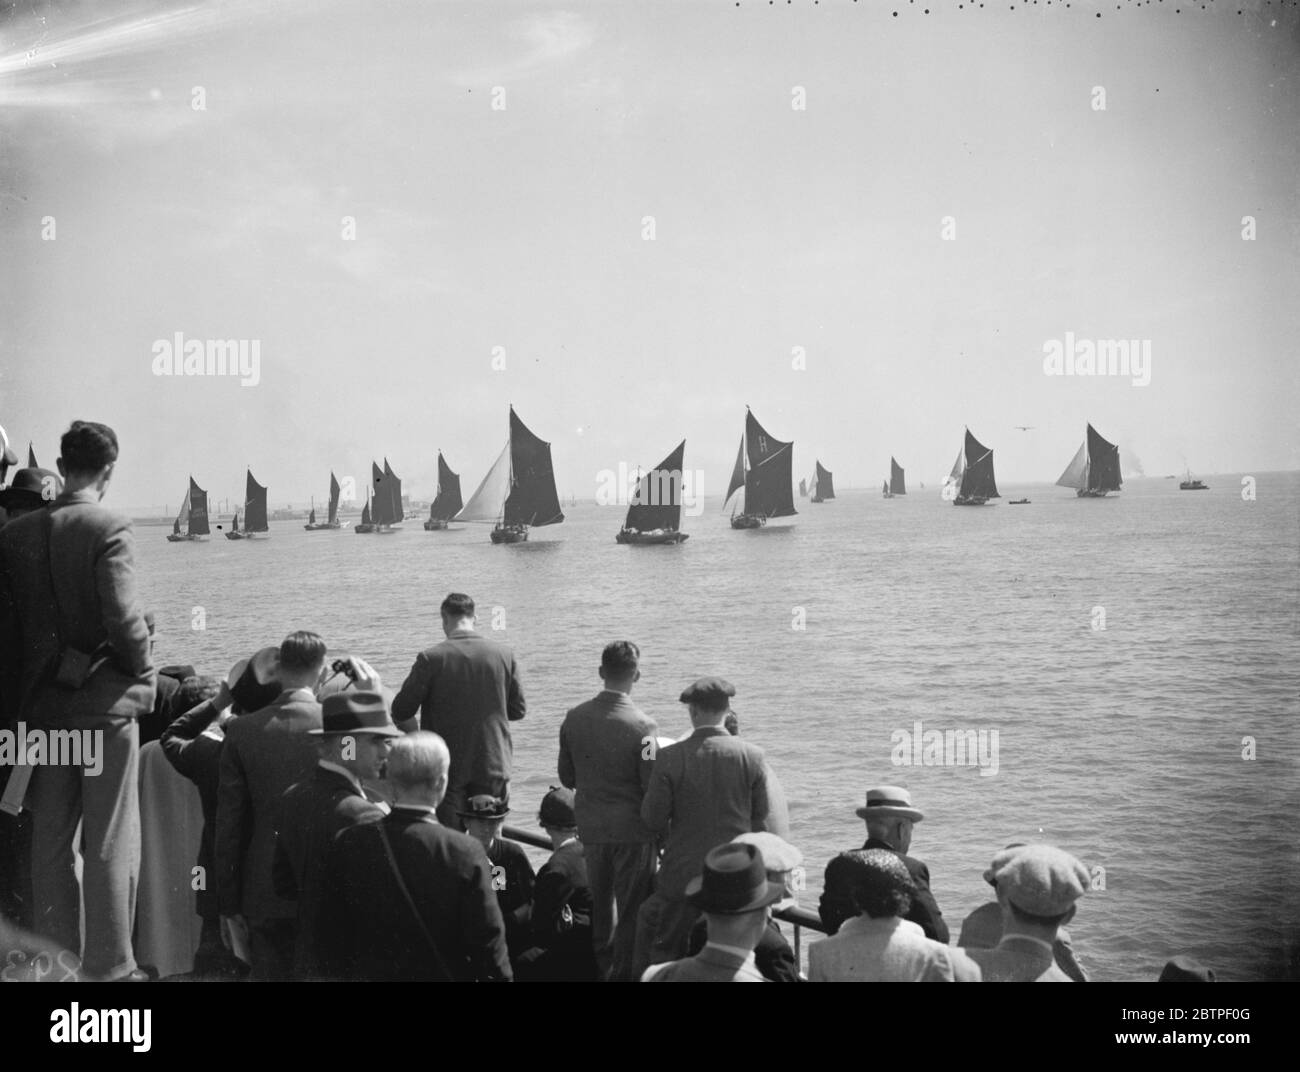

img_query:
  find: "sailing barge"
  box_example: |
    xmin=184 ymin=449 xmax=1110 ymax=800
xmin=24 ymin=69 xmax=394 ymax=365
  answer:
xmin=424 ymin=452 xmax=463 ymax=530
xmin=456 ymin=406 xmax=564 ymax=543
xmin=616 ymin=440 xmax=689 ymax=545
xmin=945 ymin=429 xmax=1000 ymax=506
xmin=724 ymin=408 xmax=797 ymax=529
xmin=305 ymin=472 xmax=346 ymax=529
xmin=1057 ymin=424 xmax=1122 ymax=498
xmin=226 ymin=469 xmax=269 ymax=539
xmin=167 ymin=477 xmax=210 ymax=541
xmin=355 ymin=460 xmax=403 ymax=533
xmin=809 ymin=461 xmax=835 ymax=503
xmin=882 ymin=457 xmax=906 ymax=498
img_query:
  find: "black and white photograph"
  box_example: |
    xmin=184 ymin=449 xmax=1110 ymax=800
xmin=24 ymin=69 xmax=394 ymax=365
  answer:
xmin=0 ymin=0 xmax=1296 ymax=1042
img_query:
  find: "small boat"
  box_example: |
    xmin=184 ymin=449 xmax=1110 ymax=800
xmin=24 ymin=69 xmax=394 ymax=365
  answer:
xmin=616 ymin=439 xmax=689 ymax=545
xmin=353 ymin=491 xmax=376 ymax=534
xmin=1057 ymin=423 xmax=1122 ymax=498
xmin=882 ymin=457 xmax=906 ymax=498
xmin=809 ymin=460 xmax=835 ymax=503
xmin=238 ymin=469 xmax=270 ymax=537
xmin=1009 ymin=498 xmax=1030 ymax=505
xmin=423 ymin=452 xmax=463 ymax=530
xmin=945 ymin=428 xmax=1000 ymax=506
xmin=456 ymin=406 xmax=565 ymax=543
xmin=1179 ymin=469 xmax=1208 ymax=491
xmin=725 ymin=407 xmax=797 ymax=529
xmin=167 ymin=477 xmax=210 ymax=541
xmin=224 ymin=509 xmax=244 ymax=540
xmin=305 ymin=472 xmax=347 ymax=529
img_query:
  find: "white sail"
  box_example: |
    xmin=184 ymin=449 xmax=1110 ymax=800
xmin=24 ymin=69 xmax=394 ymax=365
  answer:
xmin=1056 ymin=440 xmax=1088 ymax=489
xmin=456 ymin=442 xmax=511 ymax=522
xmin=941 ymin=449 xmax=964 ymax=498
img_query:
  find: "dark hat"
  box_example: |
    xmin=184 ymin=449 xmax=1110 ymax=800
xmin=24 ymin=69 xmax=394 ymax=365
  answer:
xmin=458 ymin=794 xmax=509 ymax=820
xmin=856 ymin=785 xmax=924 ymax=823
xmin=1158 ymin=956 xmax=1216 ymax=983
xmin=538 ymin=786 xmax=577 ymax=828
xmin=309 ymin=691 xmax=401 ymax=737
xmin=679 ymin=676 xmax=736 ymax=707
xmin=685 ymin=843 xmax=785 ymax=915
xmin=0 ymin=468 xmax=62 ymax=509
xmin=159 ymin=664 xmax=197 ymax=683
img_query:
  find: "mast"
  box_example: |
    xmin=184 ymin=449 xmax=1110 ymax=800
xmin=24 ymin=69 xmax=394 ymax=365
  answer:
xmin=624 ymin=440 xmax=686 ymax=532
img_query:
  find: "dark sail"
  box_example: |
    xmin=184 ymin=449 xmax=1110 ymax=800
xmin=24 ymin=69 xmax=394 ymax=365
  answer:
xmin=814 ymin=460 xmax=835 ymax=500
xmin=744 ymin=410 xmax=796 ymax=518
xmin=429 ymin=452 xmax=463 ymax=521
xmin=371 ymin=462 xmax=392 ymax=525
xmin=799 ymin=478 xmax=808 ymax=498
xmin=890 ymin=457 xmax=906 ymax=495
xmin=883 ymin=480 xmax=889 ymax=494
xmin=624 ymin=440 xmax=686 ymax=532
xmin=959 ymin=429 xmax=999 ymax=500
xmin=384 ymin=459 xmax=404 ymax=523
xmin=244 ymin=470 xmax=269 ymax=532
xmin=327 ymin=471 xmax=340 ymax=524
xmin=27 ymin=444 xmax=37 ymax=468
xmin=308 ymin=508 xmax=316 ymax=525
xmin=188 ymin=477 xmax=210 ymax=535
xmin=360 ymin=494 xmax=371 ymax=525
xmin=503 ymin=408 xmax=564 ymax=527
xmin=1086 ymin=423 xmax=1122 ymax=492
xmin=725 ymin=438 xmax=746 ymax=506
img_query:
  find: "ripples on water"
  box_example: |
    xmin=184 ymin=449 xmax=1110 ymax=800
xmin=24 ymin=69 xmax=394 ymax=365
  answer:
xmin=136 ymin=474 xmax=1300 ymax=980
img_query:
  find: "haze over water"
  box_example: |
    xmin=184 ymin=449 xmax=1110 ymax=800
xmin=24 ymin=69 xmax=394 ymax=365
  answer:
xmin=135 ymin=473 xmax=1300 ymax=982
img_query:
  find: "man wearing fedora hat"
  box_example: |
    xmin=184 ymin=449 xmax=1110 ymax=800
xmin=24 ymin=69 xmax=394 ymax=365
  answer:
xmin=0 ymin=466 xmax=62 ymax=527
xmin=273 ymin=690 xmax=398 ymax=979
xmin=960 ymin=843 xmax=1089 ymax=982
xmin=820 ymin=785 xmax=948 ymax=943
xmin=642 ymin=843 xmax=784 ymax=982
xmin=634 ymin=676 xmax=770 ymax=977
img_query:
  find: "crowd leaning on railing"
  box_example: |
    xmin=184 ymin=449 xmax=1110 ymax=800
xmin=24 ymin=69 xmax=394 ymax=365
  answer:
xmin=0 ymin=420 xmax=1219 ymax=983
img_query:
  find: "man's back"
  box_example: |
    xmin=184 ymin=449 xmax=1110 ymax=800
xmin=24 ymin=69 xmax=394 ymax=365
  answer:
xmin=964 ymin=936 xmax=1073 ymax=982
xmin=273 ymin=766 xmax=384 ymax=978
xmin=820 ymin=839 xmax=949 ymax=943
xmin=0 ymin=492 xmax=154 ymax=721
xmin=316 ymin=809 xmax=511 ymax=981
xmin=641 ymin=727 xmax=768 ymax=900
xmin=391 ymin=630 xmax=525 ymax=798
xmin=558 ymin=691 xmax=657 ymax=843
xmin=809 ymin=915 xmax=979 ymax=982
xmin=643 ymin=945 xmax=767 ymax=983
xmin=215 ymin=691 xmax=321 ymax=922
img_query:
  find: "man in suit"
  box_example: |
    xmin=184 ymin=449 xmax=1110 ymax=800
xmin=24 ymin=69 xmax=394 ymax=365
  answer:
xmin=633 ymin=676 xmax=769 ymax=977
xmin=0 ymin=421 xmax=155 ymax=980
xmin=960 ymin=843 xmax=1089 ymax=982
xmin=457 ymin=792 xmax=535 ymax=963
xmin=557 ymin=640 xmax=658 ymax=981
xmin=216 ymin=631 xmax=354 ymax=980
xmin=514 ymin=787 xmax=598 ymax=982
xmin=392 ymin=592 xmax=526 ymax=829
xmin=958 ymin=840 xmax=1088 ymax=981
xmin=642 ymin=842 xmax=783 ymax=983
xmin=315 ymin=732 xmax=511 ymax=981
xmin=809 ymin=850 xmax=980 ymax=982
xmin=819 ymin=786 xmax=949 ymax=943
xmin=273 ymin=689 xmax=395 ymax=979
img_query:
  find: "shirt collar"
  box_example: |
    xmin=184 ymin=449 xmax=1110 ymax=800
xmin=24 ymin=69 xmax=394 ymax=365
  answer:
xmin=599 ymin=687 xmax=629 ymax=698
xmin=279 ymin=687 xmax=317 ymax=703
xmin=839 ymin=915 xmax=921 ymax=937
xmin=318 ymin=760 xmax=363 ymax=794
xmin=996 ymin=933 xmax=1056 ymax=956
xmin=391 ymin=803 xmax=439 ymax=819
xmin=690 ymin=725 xmax=729 ymax=739
xmin=56 ymin=489 xmax=100 ymax=505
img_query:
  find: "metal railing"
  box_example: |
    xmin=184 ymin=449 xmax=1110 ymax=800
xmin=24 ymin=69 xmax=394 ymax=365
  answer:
xmin=502 ymin=824 xmax=829 ymax=963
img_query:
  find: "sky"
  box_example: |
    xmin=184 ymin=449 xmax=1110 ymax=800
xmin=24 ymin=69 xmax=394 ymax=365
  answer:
xmin=1 ymin=0 xmax=1298 ymax=512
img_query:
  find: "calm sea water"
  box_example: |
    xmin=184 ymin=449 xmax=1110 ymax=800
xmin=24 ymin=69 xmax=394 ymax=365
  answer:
xmin=134 ymin=474 xmax=1300 ymax=981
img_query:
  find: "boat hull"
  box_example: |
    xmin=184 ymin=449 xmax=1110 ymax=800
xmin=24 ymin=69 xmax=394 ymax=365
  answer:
xmin=1076 ymin=489 xmax=1113 ymax=498
xmin=730 ymin=515 xmax=765 ymax=529
xmin=166 ymin=534 xmax=204 ymax=542
xmin=953 ymin=495 xmax=992 ymax=506
xmin=305 ymin=521 xmax=345 ymax=530
xmin=354 ymin=523 xmax=377 ymax=534
xmin=1009 ymin=499 xmax=1030 ymax=505
xmin=490 ymin=525 xmax=528 ymax=544
xmin=423 ymin=520 xmax=449 ymax=531
xmin=615 ymin=530 xmax=688 ymax=545
xmin=1179 ymin=482 xmax=1208 ymax=491
xmin=224 ymin=532 xmax=245 ymax=540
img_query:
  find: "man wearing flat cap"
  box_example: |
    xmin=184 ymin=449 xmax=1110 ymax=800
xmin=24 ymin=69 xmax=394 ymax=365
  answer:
xmin=634 ymin=676 xmax=770 ymax=977
xmin=273 ymin=691 xmax=397 ymax=979
xmin=820 ymin=785 xmax=949 ymax=943
xmin=960 ymin=844 xmax=1090 ymax=982
xmin=642 ymin=843 xmax=783 ymax=982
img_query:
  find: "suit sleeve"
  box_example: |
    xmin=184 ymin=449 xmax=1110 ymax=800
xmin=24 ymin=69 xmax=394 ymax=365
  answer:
xmin=215 ymin=730 xmax=250 ymax=915
xmin=557 ymin=719 xmax=575 ymax=789
xmin=313 ymin=836 xmax=350 ymax=981
xmin=159 ymin=698 xmax=221 ymax=780
xmin=818 ymin=855 xmax=854 ymax=936
xmin=529 ymin=864 xmax=574 ymax=948
xmin=391 ymin=651 xmax=432 ymax=726
xmin=506 ymin=654 xmax=525 ymax=722
xmin=758 ymin=923 xmax=801 ymax=983
xmin=271 ymin=787 xmax=298 ymax=903
xmin=0 ymin=550 xmax=20 ymax=721
xmin=908 ymin=861 xmax=949 ymax=944
xmin=750 ymin=752 xmax=770 ymax=833
xmin=462 ymin=841 xmax=513 ymax=981
xmin=1053 ymin=932 xmax=1088 ymax=982
xmin=95 ymin=519 xmax=152 ymax=676
xmin=640 ymin=753 xmax=672 ymax=836
xmin=637 ymin=715 xmax=658 ymax=794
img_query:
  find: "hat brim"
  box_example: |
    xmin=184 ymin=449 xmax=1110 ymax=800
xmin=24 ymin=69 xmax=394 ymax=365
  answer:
xmin=308 ymin=725 xmax=402 ymax=737
xmin=0 ymin=489 xmax=45 ymax=509
xmin=684 ymin=876 xmax=785 ymax=915
xmin=458 ymin=811 xmax=509 ymax=820
xmin=856 ymin=805 xmax=924 ymax=822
